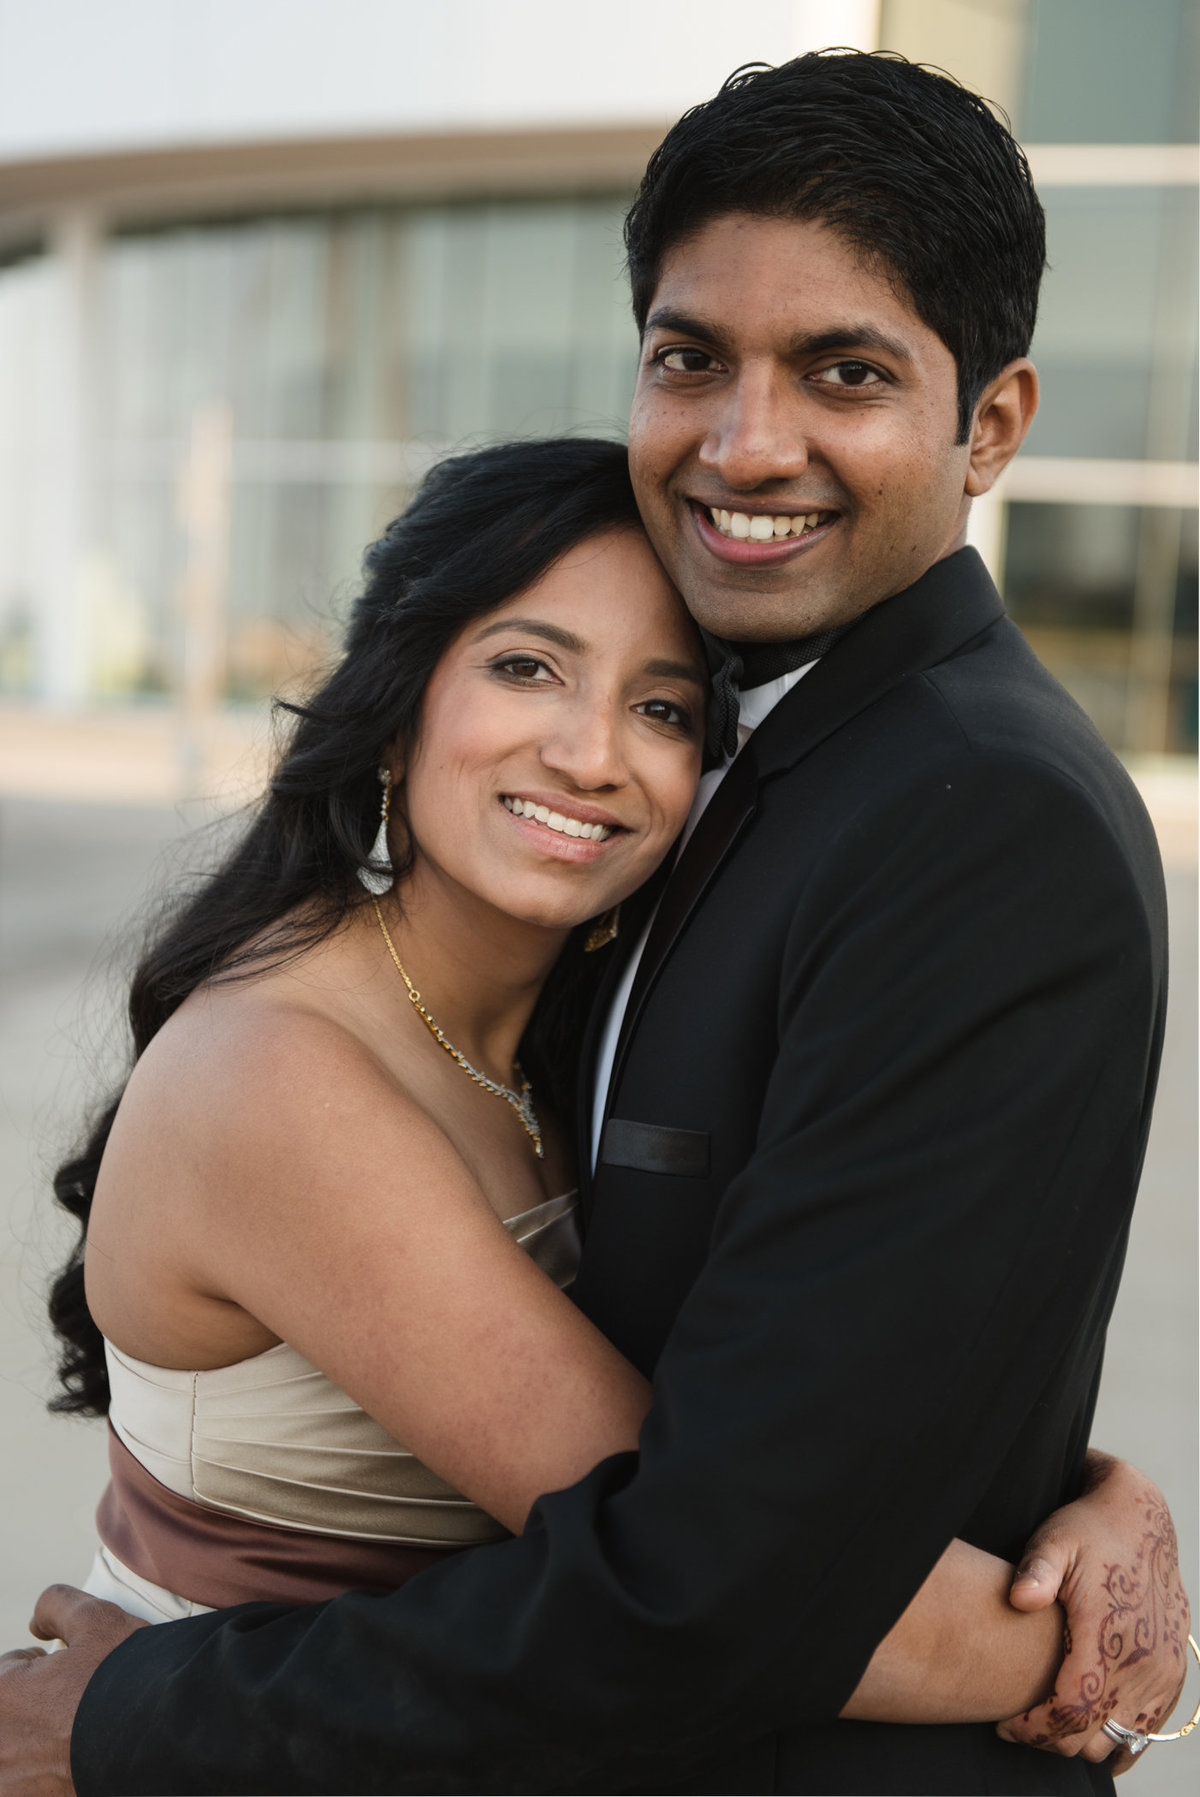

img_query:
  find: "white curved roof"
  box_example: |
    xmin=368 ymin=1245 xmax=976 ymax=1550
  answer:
xmin=0 ymin=0 xmax=877 ymax=164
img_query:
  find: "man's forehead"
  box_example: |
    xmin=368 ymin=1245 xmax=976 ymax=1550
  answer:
xmin=643 ymin=216 xmax=933 ymax=357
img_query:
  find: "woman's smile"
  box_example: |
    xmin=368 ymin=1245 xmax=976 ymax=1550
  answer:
xmin=500 ymin=792 xmax=623 ymax=852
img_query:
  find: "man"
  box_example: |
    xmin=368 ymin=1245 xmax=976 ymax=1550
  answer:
xmin=0 ymin=51 xmax=1190 ymax=1795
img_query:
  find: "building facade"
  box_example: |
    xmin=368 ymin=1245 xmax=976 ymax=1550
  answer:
xmin=0 ymin=0 xmax=1194 ymax=780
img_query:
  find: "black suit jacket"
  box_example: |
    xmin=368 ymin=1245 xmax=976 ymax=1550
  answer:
xmin=74 ymin=549 xmax=1167 ymax=1796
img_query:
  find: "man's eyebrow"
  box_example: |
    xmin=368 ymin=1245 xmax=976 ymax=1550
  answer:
xmin=472 ymin=617 xmax=587 ymax=653
xmin=793 ymin=325 xmax=914 ymax=362
xmin=643 ymin=307 xmax=731 ymax=350
xmin=643 ymin=308 xmax=913 ymax=366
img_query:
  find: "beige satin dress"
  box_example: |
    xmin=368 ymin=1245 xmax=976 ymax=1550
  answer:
xmin=84 ymin=1190 xmax=580 ymax=1622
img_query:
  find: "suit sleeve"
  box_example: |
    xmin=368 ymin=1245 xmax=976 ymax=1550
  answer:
xmin=73 ymin=750 xmax=1166 ymax=1795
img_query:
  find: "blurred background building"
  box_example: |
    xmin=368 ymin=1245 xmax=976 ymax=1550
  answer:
xmin=0 ymin=10 xmax=1195 ymax=1790
xmin=0 ymin=0 xmax=1195 ymax=794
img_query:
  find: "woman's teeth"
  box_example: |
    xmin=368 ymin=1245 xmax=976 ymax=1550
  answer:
xmin=503 ymin=797 xmax=613 ymax=841
xmin=708 ymin=507 xmax=830 ymax=540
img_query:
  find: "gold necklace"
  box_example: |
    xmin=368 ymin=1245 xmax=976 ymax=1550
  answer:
xmin=372 ymin=897 xmax=543 ymax=1159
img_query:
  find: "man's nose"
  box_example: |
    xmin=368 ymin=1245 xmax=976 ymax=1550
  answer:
xmin=539 ymin=698 xmax=626 ymax=791
xmin=699 ymin=368 xmax=808 ymax=492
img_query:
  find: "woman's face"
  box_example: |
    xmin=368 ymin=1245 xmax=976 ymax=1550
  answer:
xmin=397 ymin=527 xmax=706 ymax=936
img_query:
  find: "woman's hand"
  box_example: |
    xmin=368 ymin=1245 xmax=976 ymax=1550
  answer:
xmin=998 ymin=1450 xmax=1191 ymax=1771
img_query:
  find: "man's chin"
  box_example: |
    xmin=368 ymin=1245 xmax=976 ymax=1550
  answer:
xmin=677 ymin=579 xmax=858 ymax=645
xmin=666 ymin=538 xmax=860 ymax=642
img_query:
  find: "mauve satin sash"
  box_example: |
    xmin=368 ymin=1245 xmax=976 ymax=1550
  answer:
xmin=96 ymin=1426 xmax=459 ymax=1608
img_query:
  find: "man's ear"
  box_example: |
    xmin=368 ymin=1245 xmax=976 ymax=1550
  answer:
xmin=964 ymin=359 xmax=1039 ymax=498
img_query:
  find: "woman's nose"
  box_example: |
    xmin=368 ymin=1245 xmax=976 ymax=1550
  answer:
xmin=538 ymin=699 xmax=626 ymax=791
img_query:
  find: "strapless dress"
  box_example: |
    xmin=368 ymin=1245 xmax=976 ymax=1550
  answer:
xmin=84 ymin=1189 xmax=579 ymax=1623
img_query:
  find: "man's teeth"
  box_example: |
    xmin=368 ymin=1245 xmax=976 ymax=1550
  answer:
xmin=503 ymin=797 xmax=613 ymax=841
xmin=708 ymin=507 xmax=829 ymax=541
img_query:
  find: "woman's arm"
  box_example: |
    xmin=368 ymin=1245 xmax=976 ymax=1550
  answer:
xmin=88 ymin=1000 xmax=654 ymax=1535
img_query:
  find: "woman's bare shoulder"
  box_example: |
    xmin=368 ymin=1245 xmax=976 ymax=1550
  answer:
xmin=86 ymin=949 xmax=487 ymax=1364
xmin=114 ymin=962 xmax=443 ymax=1187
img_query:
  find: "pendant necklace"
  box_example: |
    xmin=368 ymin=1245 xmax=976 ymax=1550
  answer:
xmin=372 ymin=896 xmax=543 ymax=1159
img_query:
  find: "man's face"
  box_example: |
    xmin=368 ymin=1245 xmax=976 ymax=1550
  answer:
xmin=628 ymin=212 xmax=975 ymax=642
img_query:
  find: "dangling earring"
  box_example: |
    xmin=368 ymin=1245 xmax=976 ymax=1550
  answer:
xmin=584 ymin=905 xmax=620 ymax=952
xmin=357 ymin=768 xmax=393 ymax=895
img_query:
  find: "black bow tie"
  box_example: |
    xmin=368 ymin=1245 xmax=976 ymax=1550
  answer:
xmin=701 ymin=623 xmax=854 ymax=764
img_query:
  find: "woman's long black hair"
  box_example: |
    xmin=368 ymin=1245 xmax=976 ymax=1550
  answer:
xmin=49 ymin=437 xmax=646 ymax=1418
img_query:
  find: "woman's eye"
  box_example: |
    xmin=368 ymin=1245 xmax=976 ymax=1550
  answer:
xmin=491 ymin=654 xmax=554 ymax=683
xmin=638 ymin=697 xmax=694 ymax=732
xmin=814 ymin=360 xmax=882 ymax=388
xmin=656 ymin=346 xmax=717 ymax=375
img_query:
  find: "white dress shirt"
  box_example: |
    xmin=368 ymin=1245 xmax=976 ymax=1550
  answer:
xmin=590 ymin=660 xmax=818 ymax=1167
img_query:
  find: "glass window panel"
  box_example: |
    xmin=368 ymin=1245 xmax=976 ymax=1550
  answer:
xmin=0 ymin=252 xmax=50 ymax=695
xmin=481 ymin=203 xmax=579 ymax=433
xmin=879 ymin=0 xmax=1198 ymax=143
xmin=1022 ymin=0 xmax=1198 ymax=144
xmin=1004 ymin=501 xmax=1198 ymax=754
xmin=1026 ymin=186 xmax=1198 ymax=462
xmin=0 ymin=198 xmax=640 ymax=705
xmin=567 ymin=198 xmax=641 ymax=433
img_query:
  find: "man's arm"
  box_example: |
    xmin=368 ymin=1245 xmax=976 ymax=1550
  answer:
xmin=48 ymin=754 xmax=1174 ymax=1792
xmin=4 ymin=1459 xmax=1183 ymax=1794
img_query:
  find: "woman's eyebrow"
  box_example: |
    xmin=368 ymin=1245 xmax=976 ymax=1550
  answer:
xmin=644 ymin=658 xmax=708 ymax=687
xmin=472 ymin=617 xmax=587 ymax=653
xmin=473 ymin=619 xmax=705 ymax=687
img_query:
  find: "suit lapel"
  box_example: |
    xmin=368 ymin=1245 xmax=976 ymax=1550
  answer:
xmin=574 ymin=860 xmax=672 ymax=1210
xmin=584 ymin=547 xmax=1006 ymax=1171
xmin=749 ymin=547 xmax=1005 ymax=783
xmin=603 ymin=742 xmax=760 ymax=1127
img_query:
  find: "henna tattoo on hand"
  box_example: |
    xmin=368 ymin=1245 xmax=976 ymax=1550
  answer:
xmin=1022 ymin=1491 xmax=1191 ymax=1746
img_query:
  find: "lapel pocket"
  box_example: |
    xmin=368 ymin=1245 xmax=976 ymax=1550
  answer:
xmin=599 ymin=1119 xmax=711 ymax=1179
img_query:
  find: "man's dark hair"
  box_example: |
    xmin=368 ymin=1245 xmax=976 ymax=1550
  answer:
xmin=624 ymin=50 xmax=1046 ymax=442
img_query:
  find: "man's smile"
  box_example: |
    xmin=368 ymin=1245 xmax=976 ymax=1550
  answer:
xmin=688 ymin=498 xmax=841 ymax=566
xmin=706 ymin=504 xmax=837 ymax=541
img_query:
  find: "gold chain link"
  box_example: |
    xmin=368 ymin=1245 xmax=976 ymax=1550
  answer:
xmin=371 ymin=897 xmax=543 ymax=1159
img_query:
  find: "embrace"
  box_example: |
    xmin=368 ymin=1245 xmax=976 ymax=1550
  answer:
xmin=1 ymin=50 xmax=1194 ymax=1797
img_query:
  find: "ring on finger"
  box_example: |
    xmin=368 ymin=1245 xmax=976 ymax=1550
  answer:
xmin=1100 ymin=1631 xmax=1200 ymax=1753
xmin=1102 ymin=1719 xmax=1150 ymax=1756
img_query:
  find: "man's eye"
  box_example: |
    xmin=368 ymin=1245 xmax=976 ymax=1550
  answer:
xmin=656 ymin=347 xmax=716 ymax=375
xmin=815 ymin=361 xmax=881 ymax=388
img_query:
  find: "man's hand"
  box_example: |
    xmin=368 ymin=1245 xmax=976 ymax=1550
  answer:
xmin=0 ymin=1586 xmax=146 ymax=1797
xmin=997 ymin=1451 xmax=1191 ymax=1774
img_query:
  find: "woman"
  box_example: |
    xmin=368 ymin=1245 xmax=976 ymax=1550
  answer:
xmin=46 ymin=438 xmax=1092 ymax=1724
